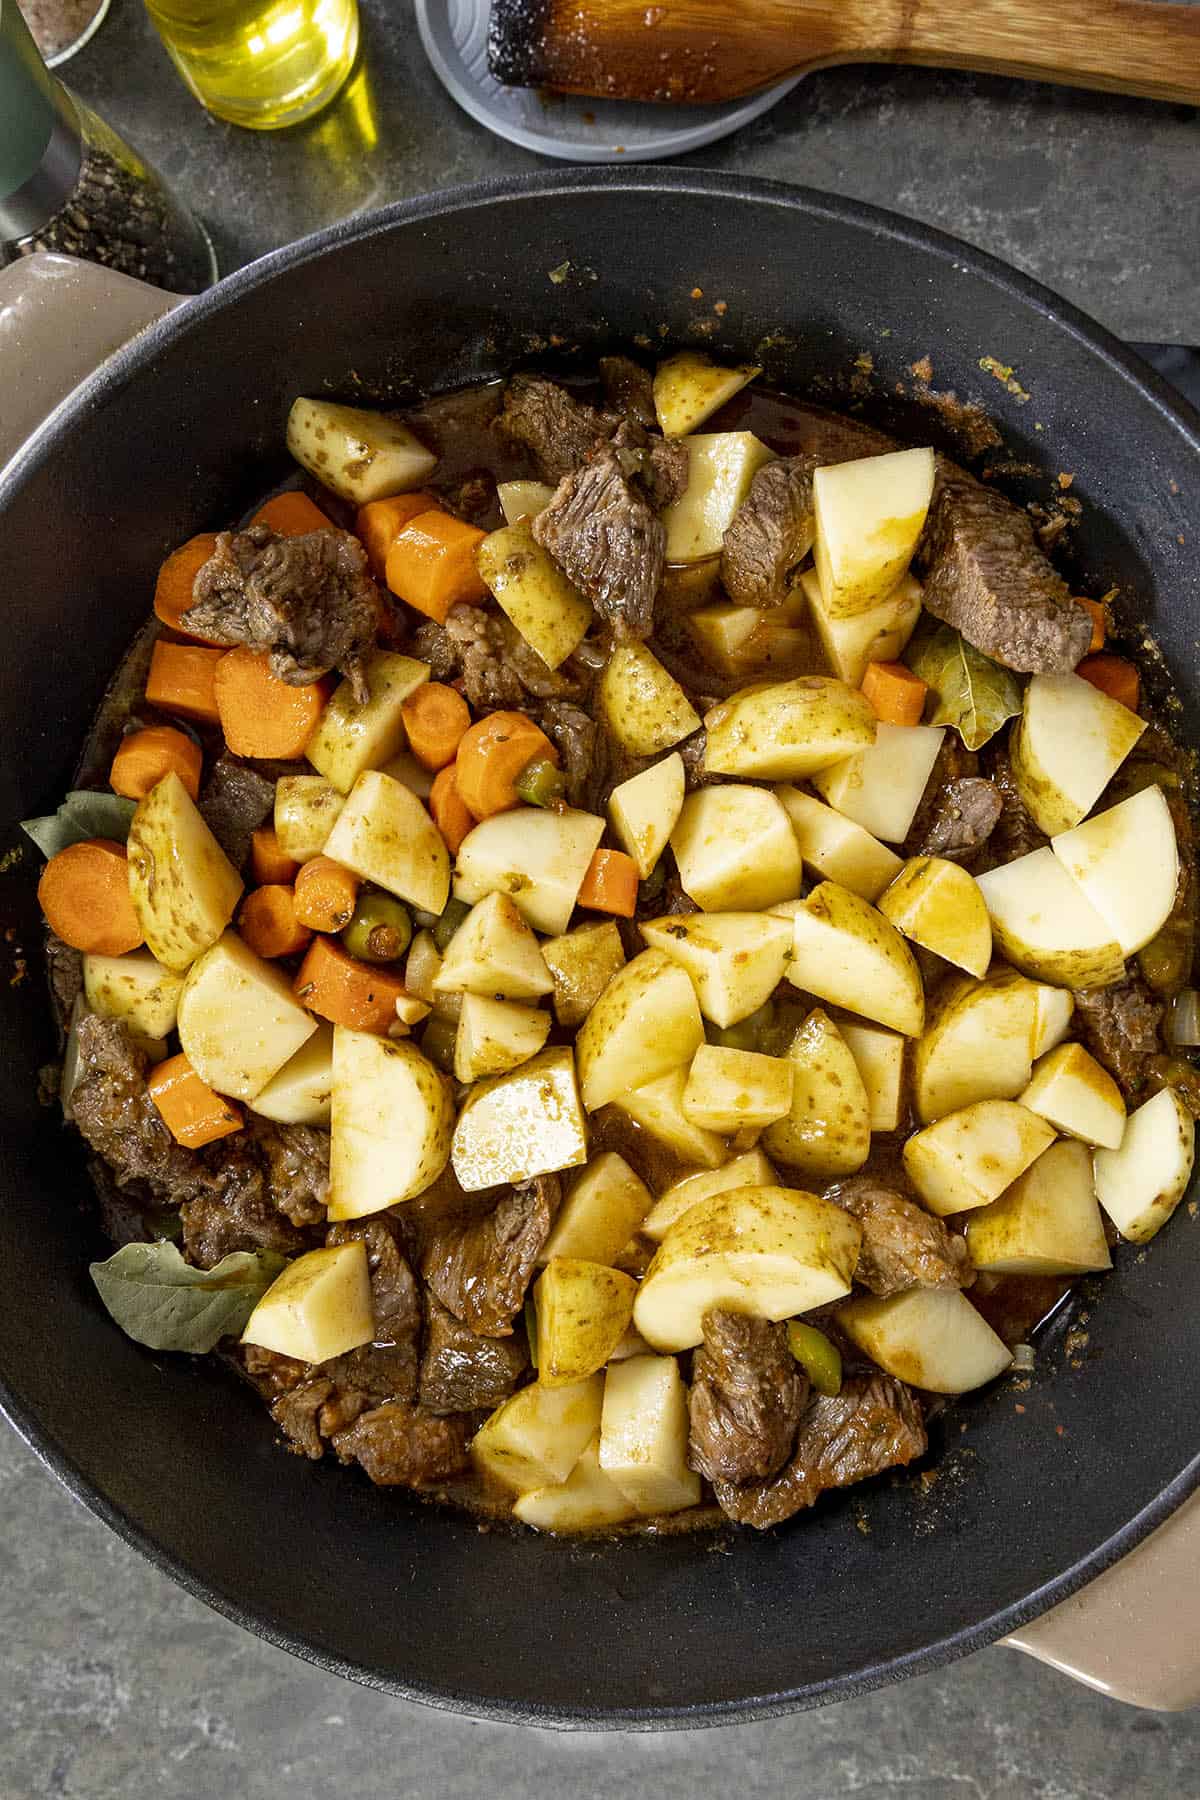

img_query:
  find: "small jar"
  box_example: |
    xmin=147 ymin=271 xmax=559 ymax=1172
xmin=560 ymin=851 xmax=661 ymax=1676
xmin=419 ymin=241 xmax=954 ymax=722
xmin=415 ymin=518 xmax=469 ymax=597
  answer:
xmin=1 ymin=0 xmax=215 ymax=294
xmin=20 ymin=0 xmax=112 ymax=69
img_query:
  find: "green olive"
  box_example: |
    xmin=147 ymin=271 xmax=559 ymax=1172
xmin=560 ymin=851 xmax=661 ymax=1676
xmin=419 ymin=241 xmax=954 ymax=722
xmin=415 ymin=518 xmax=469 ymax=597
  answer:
xmin=341 ymin=893 xmax=412 ymax=964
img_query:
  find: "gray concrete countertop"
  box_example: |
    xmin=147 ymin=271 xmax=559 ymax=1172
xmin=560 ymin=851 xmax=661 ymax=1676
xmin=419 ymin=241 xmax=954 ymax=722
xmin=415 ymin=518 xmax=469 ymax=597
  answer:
xmin=5 ymin=6 xmax=1200 ymax=1792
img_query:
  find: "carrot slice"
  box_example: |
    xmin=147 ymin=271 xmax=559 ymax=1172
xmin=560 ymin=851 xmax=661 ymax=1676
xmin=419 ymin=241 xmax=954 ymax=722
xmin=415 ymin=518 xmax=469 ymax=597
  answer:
xmin=212 ymin=648 xmax=329 ymax=759
xmin=110 ymin=725 xmax=202 ymax=804
xmin=145 ymin=641 xmax=224 ymax=725
xmin=454 ymin=711 xmax=558 ymax=819
xmin=252 ymin=491 xmax=331 ymax=537
xmin=293 ymin=936 xmax=409 ymax=1034
xmin=1075 ymin=597 xmax=1107 ymax=655
xmin=861 ymin=661 xmax=928 ymax=728
xmin=250 ymin=826 xmax=299 ymax=887
xmin=238 ymin=885 xmax=313 ymax=960
xmin=148 ymin=1053 xmax=243 ymax=1149
xmin=401 ymin=681 xmax=472 ymax=772
xmin=37 ymin=838 xmax=143 ymax=956
xmin=293 ymin=856 xmax=360 ymax=933
xmin=356 ymin=492 xmax=439 ymax=580
xmin=384 ymin=510 xmax=488 ymax=624
xmin=429 ymin=765 xmax=476 ymax=856
xmin=577 ymin=848 xmax=639 ymax=918
xmin=153 ymin=533 xmax=221 ymax=639
xmin=1076 ymin=653 xmax=1140 ymax=712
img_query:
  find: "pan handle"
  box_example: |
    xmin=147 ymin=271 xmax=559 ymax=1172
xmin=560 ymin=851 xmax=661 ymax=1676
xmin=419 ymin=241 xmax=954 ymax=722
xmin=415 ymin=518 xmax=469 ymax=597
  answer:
xmin=0 ymin=252 xmax=179 ymax=477
xmin=1004 ymin=1487 xmax=1200 ymax=1709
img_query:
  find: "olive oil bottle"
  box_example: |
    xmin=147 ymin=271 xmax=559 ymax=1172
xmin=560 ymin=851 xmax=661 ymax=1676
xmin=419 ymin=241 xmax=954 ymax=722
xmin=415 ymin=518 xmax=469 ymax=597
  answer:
xmin=143 ymin=0 xmax=358 ymax=130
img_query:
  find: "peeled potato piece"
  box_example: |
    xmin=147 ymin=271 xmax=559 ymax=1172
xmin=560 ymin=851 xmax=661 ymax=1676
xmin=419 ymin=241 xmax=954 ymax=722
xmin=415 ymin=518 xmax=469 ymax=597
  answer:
xmin=1010 ymin=670 xmax=1146 ymax=836
xmin=451 ymin=1046 xmax=588 ymax=1192
xmin=242 ymin=1241 xmax=374 ymax=1364
xmin=878 ymin=856 xmax=992 ymax=980
xmin=598 ymin=1354 xmax=700 ymax=1515
xmin=1093 ymin=1086 xmax=1195 ymax=1243
xmin=471 ymin=1375 xmax=605 ymax=1495
xmin=775 ymin=784 xmax=903 ymax=902
xmin=252 ymin=1022 xmax=334 ymax=1127
xmin=513 ymin=1437 xmax=637 ymax=1532
xmin=813 ymin=722 xmax=945 ymax=845
xmin=83 ymin=948 xmax=184 ymax=1043
xmin=1019 ymin=1042 xmax=1126 ymax=1149
xmin=575 ymin=949 xmax=703 ymax=1113
xmin=616 ymin=1066 xmax=728 ymax=1170
xmin=433 ymin=890 xmax=553 ymax=1000
xmin=966 ymin=1139 xmax=1112 ymax=1275
xmin=670 ymin=784 xmax=802 ymax=913
xmin=902 ymin=1099 xmax=1056 ymax=1216
xmin=839 ymin=1287 xmax=1012 ymax=1395
xmin=640 ymin=910 xmax=792 ymax=1028
xmin=653 ymin=352 xmax=761 ymax=438
xmin=535 ymin=1259 xmax=637 ymax=1387
xmin=540 ymin=1152 xmax=653 ymax=1267
xmin=785 ymin=881 xmax=925 ymax=1038
xmin=328 ymin=1027 xmax=453 ymax=1219
xmin=682 ymin=1044 xmax=793 ymax=1133
xmin=177 ymin=931 xmax=317 ymax=1102
xmin=813 ymin=447 xmax=935 ymax=619
xmin=607 ymin=753 xmax=686 ymax=880
xmin=286 ymin=398 xmax=437 ymax=505
xmin=839 ymin=1023 xmax=905 ymax=1133
xmin=763 ymin=1008 xmax=871 ymax=1179
xmin=913 ymin=970 xmax=1040 ymax=1123
xmin=1051 ymin=786 xmax=1179 ymax=957
xmin=641 ymin=1148 xmax=778 ymax=1243
xmin=975 ymin=846 xmax=1125 ymax=991
xmin=323 ymin=770 xmax=450 ymax=917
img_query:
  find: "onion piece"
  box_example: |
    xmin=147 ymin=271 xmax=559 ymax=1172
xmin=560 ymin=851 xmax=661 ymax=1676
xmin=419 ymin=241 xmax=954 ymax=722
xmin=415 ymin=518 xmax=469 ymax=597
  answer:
xmin=1166 ymin=989 xmax=1200 ymax=1048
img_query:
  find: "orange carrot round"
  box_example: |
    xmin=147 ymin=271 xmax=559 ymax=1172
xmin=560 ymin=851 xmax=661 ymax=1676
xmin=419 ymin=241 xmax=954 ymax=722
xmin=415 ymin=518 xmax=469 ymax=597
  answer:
xmin=429 ymin=765 xmax=476 ymax=856
xmin=250 ymin=826 xmax=300 ymax=887
xmin=454 ymin=711 xmax=558 ymax=819
xmin=356 ymin=492 xmax=439 ymax=580
xmin=148 ymin=1053 xmax=243 ymax=1149
xmin=110 ymin=725 xmax=202 ymax=803
xmin=1076 ymin=653 xmax=1140 ymax=713
xmin=212 ymin=648 xmax=329 ymax=759
xmin=238 ymin=885 xmax=313 ymax=960
xmin=401 ymin=681 xmax=472 ymax=771
xmin=153 ymin=534 xmax=221 ymax=639
xmin=251 ymin=491 xmax=331 ymax=537
xmin=293 ymin=856 xmax=360 ymax=934
xmin=577 ymin=848 xmax=639 ymax=918
xmin=293 ymin=936 xmax=409 ymax=1034
xmin=146 ymin=640 xmax=224 ymax=725
xmin=38 ymin=838 xmax=143 ymax=956
xmin=861 ymin=661 xmax=928 ymax=728
xmin=384 ymin=510 xmax=488 ymax=624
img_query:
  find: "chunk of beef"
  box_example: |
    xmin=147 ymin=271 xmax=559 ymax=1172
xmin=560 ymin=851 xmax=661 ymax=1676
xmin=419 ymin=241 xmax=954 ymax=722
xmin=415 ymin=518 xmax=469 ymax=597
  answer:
xmin=613 ymin=427 xmax=690 ymax=511
xmin=185 ymin=523 xmax=379 ymax=702
xmin=180 ymin=1118 xmax=328 ymax=1268
xmin=800 ymin=411 xmax=896 ymax=465
xmin=720 ymin=455 xmax=817 ymax=608
xmin=1074 ymin=976 xmax=1165 ymax=1098
xmin=45 ymin=931 xmax=83 ymax=1027
xmin=327 ymin=1215 xmax=421 ymax=1347
xmin=411 ymin=605 xmax=584 ymax=714
xmin=918 ymin=464 xmax=1091 ymax=673
xmin=983 ymin=742 xmax=1048 ymax=863
xmin=600 ymin=354 xmax=657 ymax=431
xmin=255 ymin=1121 xmax=329 ymax=1226
xmin=332 ymin=1401 xmax=470 ymax=1488
xmin=533 ymin=451 xmax=664 ymax=639
xmin=828 ymin=1176 xmax=973 ymax=1297
xmin=913 ymin=778 xmax=1002 ymax=866
xmin=499 ymin=374 xmax=616 ymax=483
xmin=420 ymin=1174 xmax=560 ymax=1337
xmin=271 ymin=1376 xmax=331 ymax=1459
xmin=198 ymin=753 xmax=276 ymax=873
xmin=688 ymin=1309 xmax=807 ymax=1485
xmin=712 ymin=1373 xmax=927 ymax=1528
xmin=71 ymin=1015 xmax=201 ymax=1201
xmin=536 ymin=699 xmax=603 ymax=809
xmin=419 ymin=1294 xmax=528 ymax=1414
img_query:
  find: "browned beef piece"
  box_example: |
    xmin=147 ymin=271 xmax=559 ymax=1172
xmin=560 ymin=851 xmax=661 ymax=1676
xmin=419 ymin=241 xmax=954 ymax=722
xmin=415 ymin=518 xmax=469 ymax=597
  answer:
xmin=412 ymin=605 xmax=584 ymax=713
xmin=327 ymin=1215 xmax=421 ymax=1347
xmin=720 ymin=455 xmax=817 ymax=608
xmin=180 ymin=1118 xmax=328 ymax=1268
xmin=272 ymin=1377 xmax=331 ymax=1459
xmin=45 ymin=931 xmax=83 ymax=1027
xmin=332 ymin=1401 xmax=470 ymax=1488
xmin=499 ymin=374 xmax=616 ymax=483
xmin=1074 ymin=976 xmax=1165 ymax=1097
xmin=600 ymin=354 xmax=657 ymax=431
xmin=828 ymin=1176 xmax=973 ymax=1297
xmin=914 ymin=778 xmax=1002 ymax=865
xmin=256 ymin=1121 xmax=329 ymax=1225
xmin=419 ymin=1294 xmax=528 ymax=1414
xmin=533 ymin=451 xmax=664 ymax=639
xmin=71 ymin=1015 xmax=202 ymax=1201
xmin=613 ymin=427 xmax=690 ymax=511
xmin=712 ymin=1373 xmax=927 ymax=1528
xmin=984 ymin=742 xmax=1048 ymax=863
xmin=185 ymin=523 xmax=379 ymax=702
xmin=536 ymin=698 xmax=602 ymax=809
xmin=919 ymin=464 xmax=1091 ymax=673
xmin=688 ymin=1309 xmax=807 ymax=1485
xmin=801 ymin=411 xmax=896 ymax=465
xmin=198 ymin=753 xmax=276 ymax=873
xmin=420 ymin=1174 xmax=560 ymax=1337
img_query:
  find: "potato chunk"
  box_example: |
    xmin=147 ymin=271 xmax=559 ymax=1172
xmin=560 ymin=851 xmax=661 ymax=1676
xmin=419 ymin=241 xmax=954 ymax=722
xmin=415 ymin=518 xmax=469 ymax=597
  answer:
xmin=472 ymin=1376 xmax=605 ymax=1495
xmin=535 ymin=1259 xmax=637 ymax=1387
xmin=242 ymin=1242 xmax=374 ymax=1363
xmin=902 ymin=1099 xmax=1056 ymax=1216
xmin=682 ymin=1045 xmax=793 ymax=1132
xmin=286 ymin=398 xmax=436 ymax=505
xmin=497 ymin=479 xmax=555 ymax=525
xmin=776 ymin=785 xmax=903 ymax=901
xmin=177 ymin=931 xmax=316 ymax=1101
xmin=1011 ymin=670 xmax=1146 ymax=836
xmin=838 ymin=1288 xmax=1011 ymax=1394
xmin=1094 ymin=1086 xmax=1195 ymax=1243
xmin=617 ymin=1066 xmax=728 ymax=1169
xmin=763 ymin=1008 xmax=871 ymax=1178
xmin=451 ymin=1046 xmax=588 ymax=1191
xmin=839 ymin=1023 xmax=905 ymax=1132
xmin=813 ymin=722 xmax=946 ymax=845
xmin=975 ymin=846 xmax=1125 ymax=990
xmin=913 ymin=970 xmax=1040 ymax=1122
xmin=540 ymin=921 xmax=626 ymax=1029
xmin=512 ymin=1437 xmax=637 ymax=1532
xmin=274 ymin=775 xmax=344 ymax=861
xmin=813 ymin=447 xmax=935 ymax=618
xmin=127 ymin=773 xmax=243 ymax=973
xmin=877 ymin=856 xmax=992 ymax=979
xmin=323 ymin=769 xmax=450 ymax=916
xmin=640 ymin=910 xmax=792 ymax=1028
xmin=250 ymin=1022 xmax=334 ymax=1127
xmin=703 ymin=677 xmax=876 ymax=781
xmin=328 ymin=1027 xmax=453 ymax=1218
xmin=607 ymin=753 xmax=685 ymax=880
xmin=597 ymin=641 xmax=700 ymax=756
xmin=1019 ymin=1042 xmax=1126 ymax=1149
xmin=1051 ymin=786 xmax=1179 ymax=957
xmin=662 ymin=431 xmax=775 ymax=562
xmin=433 ymin=891 xmax=553 ymax=1000
xmin=83 ymin=949 xmax=184 ymax=1043
xmin=641 ymin=1147 xmax=778 ymax=1242
xmin=670 ymin=784 xmax=802 ymax=913
xmin=799 ymin=567 xmax=923 ymax=686
xmin=785 ymin=881 xmax=925 ymax=1037
xmin=599 ymin=1355 xmax=701 ymax=1515
xmin=575 ymin=948 xmax=703 ymax=1113
xmin=306 ymin=652 xmax=430 ymax=794
xmin=653 ymin=352 xmax=760 ymax=438
xmin=476 ymin=521 xmax=592 ymax=671
xmin=453 ymin=807 xmax=605 ymax=936
xmin=966 ymin=1139 xmax=1112 ymax=1275
xmin=453 ymin=993 xmax=550 ymax=1082
xmin=540 ymin=1152 xmax=653 ymax=1267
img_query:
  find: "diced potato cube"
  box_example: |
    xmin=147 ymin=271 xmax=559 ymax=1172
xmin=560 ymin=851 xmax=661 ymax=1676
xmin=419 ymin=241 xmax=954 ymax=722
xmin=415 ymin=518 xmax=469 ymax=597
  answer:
xmin=704 ymin=677 xmax=876 ymax=781
xmin=512 ymin=1436 xmax=638 ymax=1531
xmin=535 ymin=1259 xmax=638 ymax=1387
xmin=913 ymin=970 xmax=1040 ymax=1122
xmin=541 ymin=1152 xmax=653 ymax=1267
xmin=599 ymin=1355 xmax=701 ymax=1515
xmin=306 ymin=652 xmax=430 ymax=794
xmin=1051 ymin=786 xmax=1179 ymax=957
xmin=653 ymin=352 xmax=760 ymax=438
xmin=682 ymin=1044 xmax=793 ymax=1132
xmin=575 ymin=948 xmax=703 ymax=1112
xmin=251 ymin=1021 xmax=334 ymax=1126
xmin=814 ymin=722 xmax=946 ymax=844
xmin=878 ymin=855 xmax=993 ymax=979
xmin=688 ymin=602 xmax=769 ymax=670
xmin=976 ymin=846 xmax=1126 ymax=990
xmin=451 ymin=1046 xmax=588 ymax=1192
xmin=813 ymin=447 xmax=935 ymax=619
xmin=640 ymin=910 xmax=791 ymax=1028
xmin=433 ymin=890 xmax=553 ymax=1000
xmin=1093 ymin=1086 xmax=1195 ymax=1243
xmin=1031 ymin=983 xmax=1074 ymax=1059
xmin=454 ymin=807 xmax=606 ymax=936
xmin=838 ymin=1288 xmax=1011 ymax=1394
xmin=323 ymin=769 xmax=450 ymax=916
xmin=763 ymin=1007 xmax=871 ymax=1178
xmin=127 ymin=772 xmax=243 ymax=972
xmin=1011 ymin=670 xmax=1146 ymax=836
xmin=670 ymin=784 xmax=802 ymax=912
xmin=607 ymin=753 xmax=685 ymax=880
xmin=838 ymin=1023 xmax=905 ymax=1132
xmin=902 ymin=1099 xmax=1056 ymax=1216
xmin=286 ymin=398 xmax=437 ymax=505
xmin=379 ymin=747 xmax=434 ymax=800
xmin=83 ymin=948 xmax=184 ymax=1042
xmin=477 ymin=521 xmax=592 ymax=671
xmin=497 ymin=479 xmax=555 ymax=525
xmin=328 ymin=1027 xmax=453 ymax=1218
xmin=966 ymin=1139 xmax=1112 ymax=1275
xmin=177 ymin=930 xmax=316 ymax=1101
xmin=799 ymin=567 xmax=923 ymax=686
xmin=775 ymin=784 xmax=903 ymax=901
xmin=242 ymin=1241 xmax=374 ymax=1363
xmin=471 ymin=1375 xmax=604 ymax=1494
xmin=454 ymin=993 xmax=550 ymax=1082
xmin=1020 ymin=1042 xmax=1126 ymax=1149
xmin=540 ymin=921 xmax=626 ymax=1029
xmin=641 ymin=1147 xmax=777 ymax=1242
xmin=616 ymin=1066 xmax=727 ymax=1169
xmin=662 ymin=431 xmax=775 ymax=562
xmin=597 ymin=641 xmax=700 ymax=757
xmin=786 ymin=881 xmax=925 ymax=1037
xmin=274 ymin=775 xmax=344 ymax=862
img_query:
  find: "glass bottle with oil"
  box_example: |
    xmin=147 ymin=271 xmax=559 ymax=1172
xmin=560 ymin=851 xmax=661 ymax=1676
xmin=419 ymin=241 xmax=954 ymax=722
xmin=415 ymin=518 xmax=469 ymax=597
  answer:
xmin=142 ymin=0 xmax=359 ymax=130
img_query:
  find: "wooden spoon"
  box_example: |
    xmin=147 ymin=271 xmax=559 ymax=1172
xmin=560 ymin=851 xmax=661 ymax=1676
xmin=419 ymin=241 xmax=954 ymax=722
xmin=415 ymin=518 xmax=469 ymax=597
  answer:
xmin=489 ymin=0 xmax=1200 ymax=106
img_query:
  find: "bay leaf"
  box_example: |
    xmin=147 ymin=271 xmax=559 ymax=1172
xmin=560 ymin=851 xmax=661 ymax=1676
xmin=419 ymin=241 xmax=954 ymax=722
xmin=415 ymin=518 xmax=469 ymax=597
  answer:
xmin=22 ymin=791 xmax=137 ymax=859
xmin=89 ymin=1241 xmax=287 ymax=1354
xmin=906 ymin=621 xmax=1022 ymax=751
